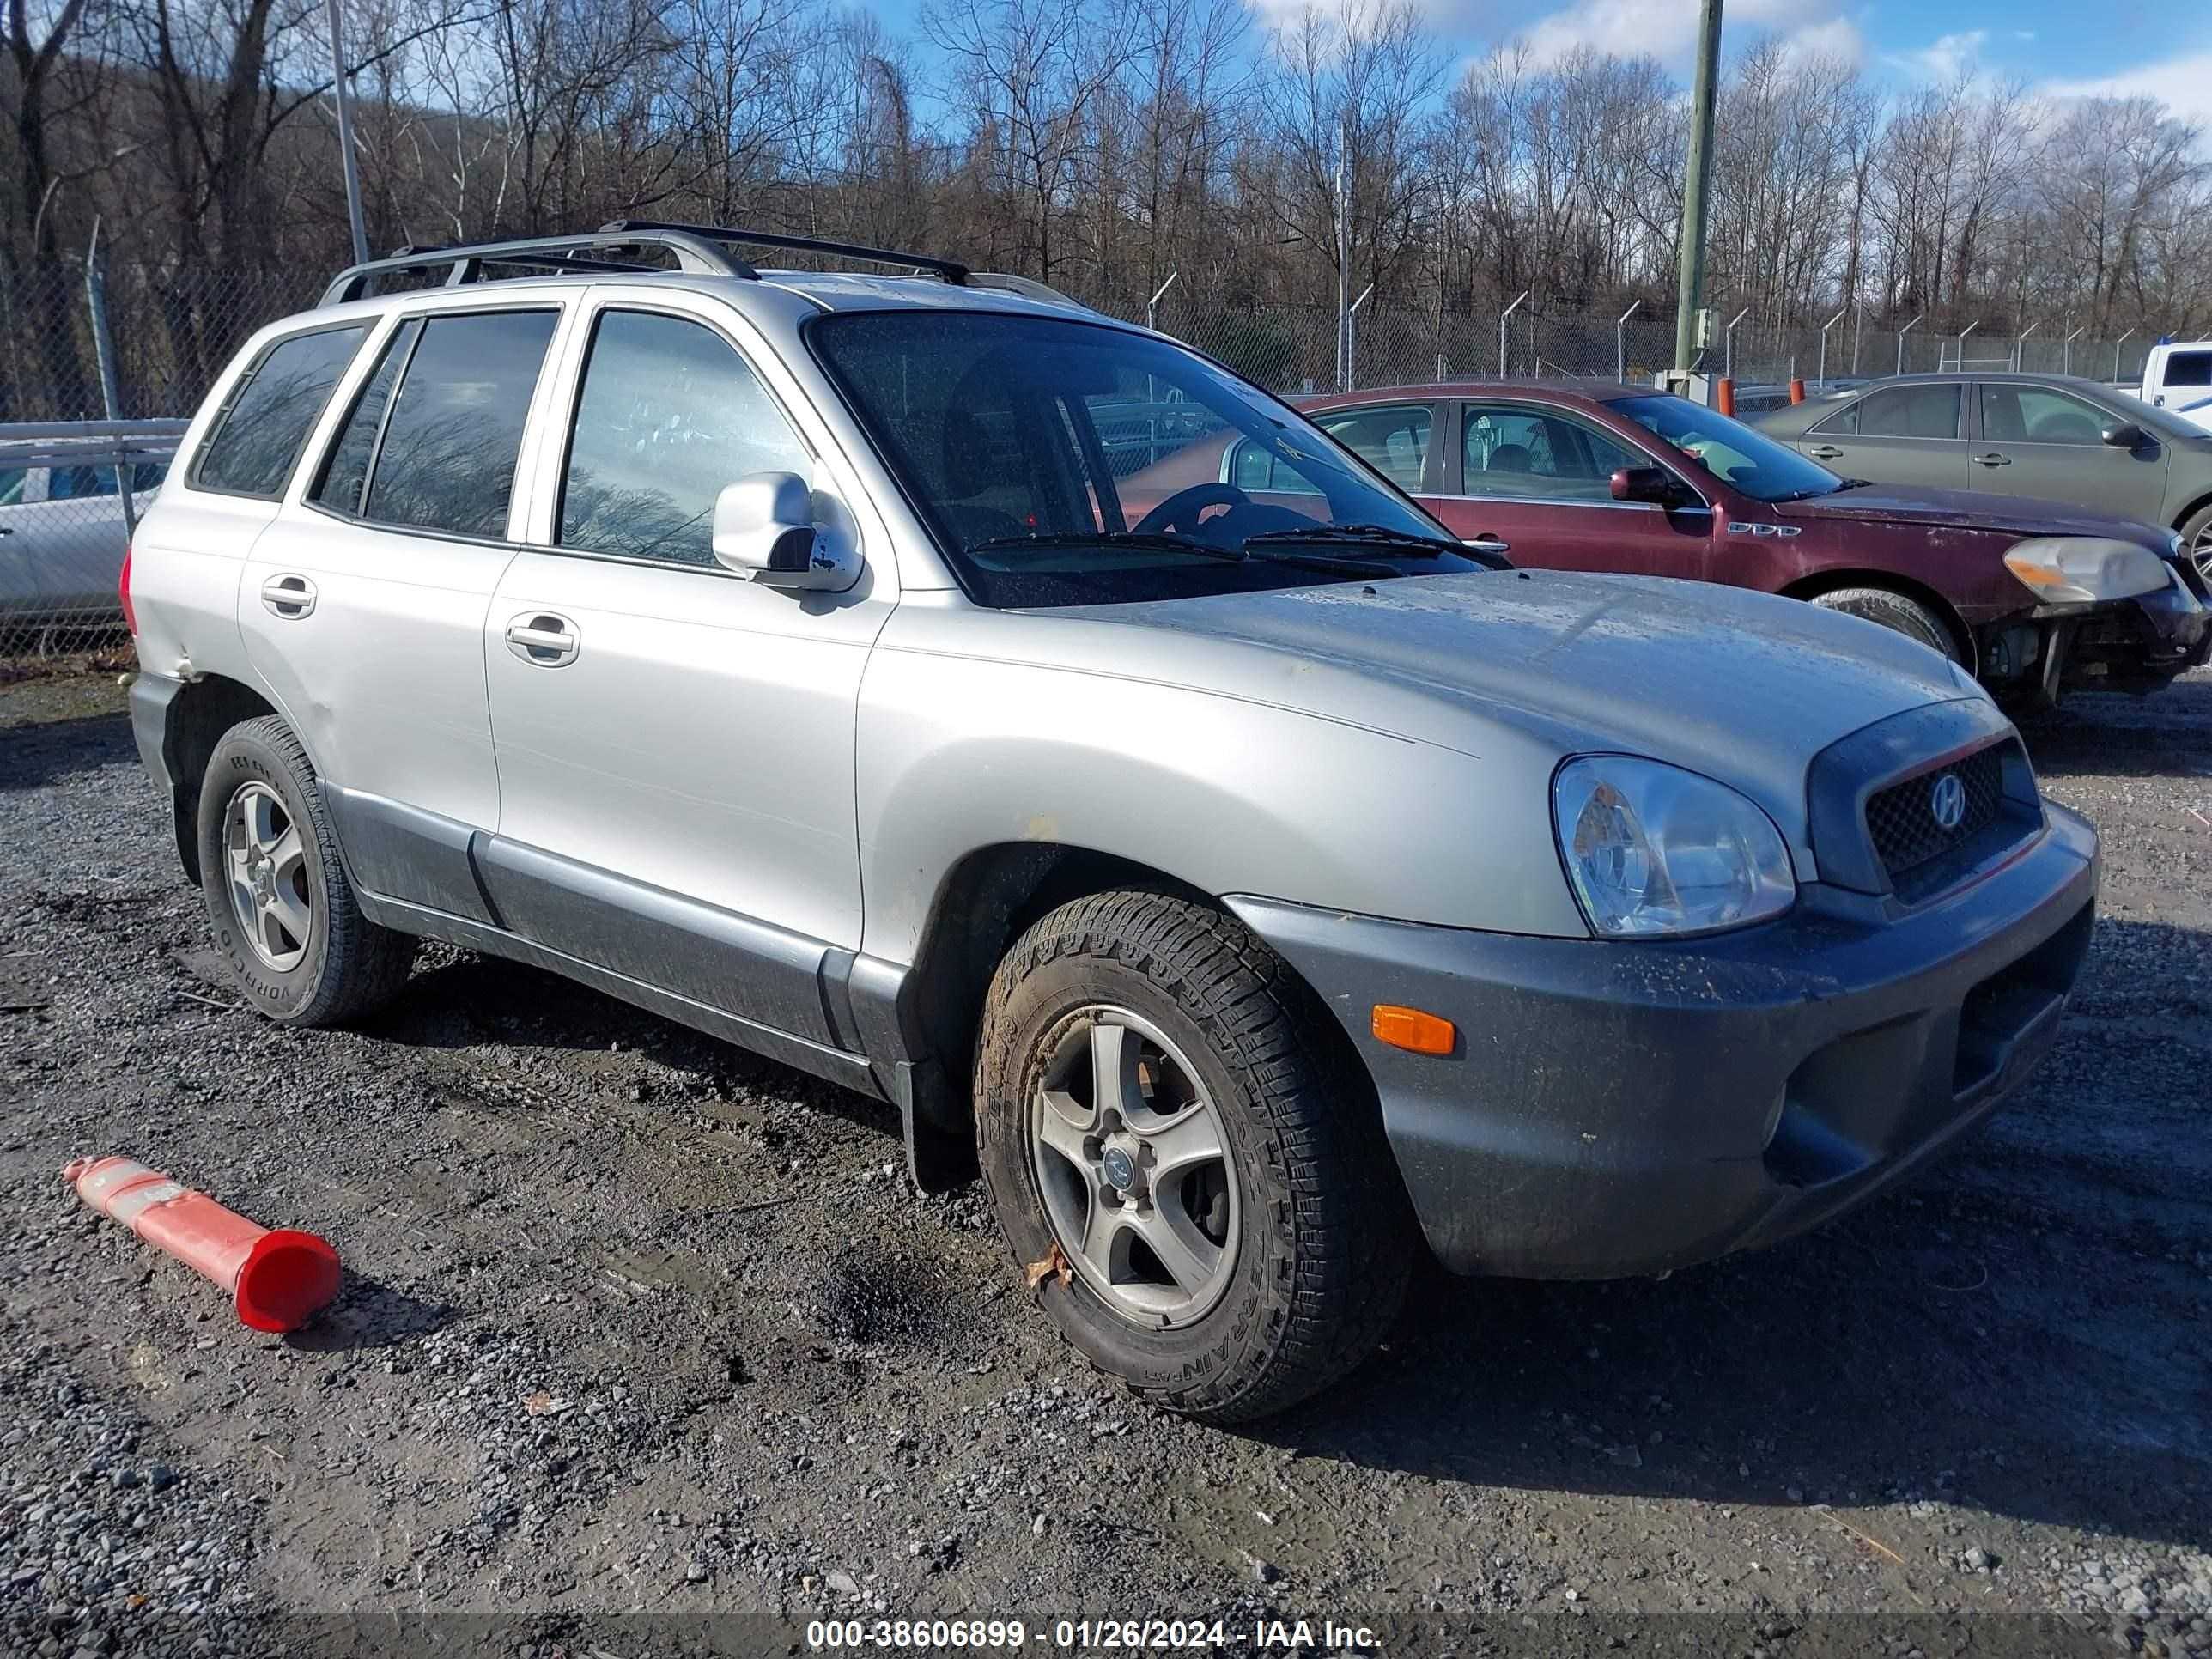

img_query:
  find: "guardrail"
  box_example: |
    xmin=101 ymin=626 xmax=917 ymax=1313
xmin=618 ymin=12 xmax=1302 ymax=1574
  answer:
xmin=2 ymin=418 xmax=185 ymax=660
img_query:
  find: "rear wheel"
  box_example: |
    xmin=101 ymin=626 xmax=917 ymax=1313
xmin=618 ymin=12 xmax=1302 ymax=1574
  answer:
xmin=196 ymin=716 xmax=414 ymax=1025
xmin=975 ymin=889 xmax=1413 ymax=1423
xmin=2179 ymin=503 xmax=2212 ymax=590
xmin=1808 ymin=586 xmax=1962 ymax=663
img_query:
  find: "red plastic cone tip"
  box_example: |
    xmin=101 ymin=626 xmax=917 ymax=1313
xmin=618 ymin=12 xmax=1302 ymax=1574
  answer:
xmin=234 ymin=1230 xmax=343 ymax=1333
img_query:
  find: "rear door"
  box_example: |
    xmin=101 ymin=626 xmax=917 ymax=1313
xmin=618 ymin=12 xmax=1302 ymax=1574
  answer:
xmin=1439 ymin=398 xmax=1700 ymax=575
xmin=478 ymin=287 xmax=893 ymax=1043
xmin=238 ymin=301 xmax=566 ymax=918
xmin=1793 ymin=380 xmax=1971 ymax=490
xmin=1969 ymin=380 xmax=2171 ymax=521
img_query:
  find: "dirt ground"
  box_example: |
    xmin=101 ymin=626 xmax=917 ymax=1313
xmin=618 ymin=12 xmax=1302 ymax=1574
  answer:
xmin=2 ymin=666 xmax=2208 ymax=1659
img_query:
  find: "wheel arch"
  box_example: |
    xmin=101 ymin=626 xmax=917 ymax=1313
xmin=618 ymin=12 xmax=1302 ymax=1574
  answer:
xmin=1778 ymin=568 xmax=1975 ymax=662
xmin=161 ymin=674 xmax=283 ymax=884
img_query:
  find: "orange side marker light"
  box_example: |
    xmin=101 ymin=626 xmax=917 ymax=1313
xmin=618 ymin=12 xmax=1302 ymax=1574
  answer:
xmin=1371 ymin=1005 xmax=1457 ymax=1056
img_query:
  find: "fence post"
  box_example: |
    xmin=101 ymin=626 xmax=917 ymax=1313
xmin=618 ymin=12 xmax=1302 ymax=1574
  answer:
xmin=2062 ymin=324 xmax=2084 ymax=378
xmin=1948 ymin=319 xmax=1979 ymax=371
xmin=1346 ymin=283 xmax=1374 ymax=392
xmin=2014 ymin=320 xmax=2039 ymax=372
xmin=1897 ymin=313 xmax=1924 ymax=375
xmin=1723 ymin=306 xmax=1750 ymax=382
xmin=1818 ymin=305 xmax=1847 ymax=385
xmin=1616 ymin=299 xmax=1641 ymax=384
xmin=1499 ymin=290 xmax=1528 ymax=377
xmin=1145 ymin=271 xmax=1177 ymax=332
xmin=84 ymin=217 xmax=135 ymax=533
xmin=2114 ymin=328 xmax=2136 ymax=383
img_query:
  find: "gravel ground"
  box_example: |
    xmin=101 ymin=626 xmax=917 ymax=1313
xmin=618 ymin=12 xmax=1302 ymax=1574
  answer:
xmin=2 ymin=669 xmax=2208 ymax=1658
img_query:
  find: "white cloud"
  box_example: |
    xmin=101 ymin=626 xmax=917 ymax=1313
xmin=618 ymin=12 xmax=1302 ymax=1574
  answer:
xmin=1505 ymin=0 xmax=1850 ymax=65
xmin=2044 ymin=48 xmax=2212 ymax=130
xmin=1889 ymin=27 xmax=1987 ymax=82
xmin=1778 ymin=15 xmax=1865 ymax=68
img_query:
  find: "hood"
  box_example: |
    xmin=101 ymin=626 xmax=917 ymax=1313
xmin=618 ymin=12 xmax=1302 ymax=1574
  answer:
xmin=1051 ymin=570 xmax=1973 ymax=839
xmin=1774 ymin=483 xmax=2168 ymax=549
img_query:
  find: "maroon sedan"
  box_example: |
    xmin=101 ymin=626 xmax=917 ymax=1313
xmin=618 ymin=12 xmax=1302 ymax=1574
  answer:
xmin=1123 ymin=381 xmax=2209 ymax=704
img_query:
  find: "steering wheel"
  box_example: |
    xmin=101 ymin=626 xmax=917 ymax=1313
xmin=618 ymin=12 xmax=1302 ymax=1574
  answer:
xmin=1133 ymin=483 xmax=1249 ymax=538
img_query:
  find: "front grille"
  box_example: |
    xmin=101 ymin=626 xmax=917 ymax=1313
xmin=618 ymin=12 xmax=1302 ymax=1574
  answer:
xmin=1864 ymin=744 xmax=2008 ymax=887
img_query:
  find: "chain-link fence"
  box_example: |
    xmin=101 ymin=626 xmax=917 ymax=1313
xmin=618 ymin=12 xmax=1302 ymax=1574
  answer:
xmin=0 ymin=247 xmax=2183 ymax=664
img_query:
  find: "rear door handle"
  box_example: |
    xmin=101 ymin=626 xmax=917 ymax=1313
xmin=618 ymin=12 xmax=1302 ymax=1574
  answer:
xmin=259 ymin=574 xmax=316 ymax=617
xmin=506 ymin=612 xmax=579 ymax=667
xmin=1805 ymin=444 xmax=1844 ymax=461
xmin=1972 ymin=452 xmax=2013 ymax=467
xmin=1463 ymin=536 xmax=1510 ymax=555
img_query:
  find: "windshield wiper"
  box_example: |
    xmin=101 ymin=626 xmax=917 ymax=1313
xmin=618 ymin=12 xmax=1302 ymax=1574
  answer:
xmin=968 ymin=528 xmax=1395 ymax=579
xmin=1247 ymin=522 xmax=1504 ymax=568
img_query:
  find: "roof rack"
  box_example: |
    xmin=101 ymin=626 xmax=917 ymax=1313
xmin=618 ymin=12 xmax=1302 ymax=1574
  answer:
xmin=319 ymin=220 xmax=976 ymax=307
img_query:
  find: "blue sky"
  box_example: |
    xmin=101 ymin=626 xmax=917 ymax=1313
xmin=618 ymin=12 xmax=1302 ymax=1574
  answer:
xmin=880 ymin=0 xmax=2212 ymax=126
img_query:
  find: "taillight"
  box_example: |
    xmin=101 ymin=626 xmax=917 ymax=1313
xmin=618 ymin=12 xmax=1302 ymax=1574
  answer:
xmin=118 ymin=544 xmax=137 ymax=635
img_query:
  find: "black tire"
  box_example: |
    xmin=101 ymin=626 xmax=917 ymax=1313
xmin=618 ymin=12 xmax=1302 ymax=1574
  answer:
xmin=1808 ymin=585 xmax=1963 ymax=663
xmin=975 ymin=889 xmax=1413 ymax=1423
xmin=195 ymin=716 xmax=414 ymax=1026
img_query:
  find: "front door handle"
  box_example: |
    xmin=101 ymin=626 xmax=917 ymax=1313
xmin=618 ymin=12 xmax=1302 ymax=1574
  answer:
xmin=1972 ymin=452 xmax=2013 ymax=468
xmin=506 ymin=612 xmax=579 ymax=667
xmin=259 ymin=574 xmax=316 ymax=617
xmin=1463 ymin=535 xmax=1510 ymax=555
xmin=1805 ymin=444 xmax=1845 ymax=461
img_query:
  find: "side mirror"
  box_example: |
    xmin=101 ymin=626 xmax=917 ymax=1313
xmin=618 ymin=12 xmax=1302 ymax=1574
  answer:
xmin=711 ymin=471 xmax=860 ymax=592
xmin=2100 ymin=421 xmax=2148 ymax=450
xmin=1611 ymin=465 xmax=1679 ymax=505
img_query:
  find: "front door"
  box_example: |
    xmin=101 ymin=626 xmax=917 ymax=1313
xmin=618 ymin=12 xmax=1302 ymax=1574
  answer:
xmin=1968 ymin=380 xmax=2171 ymax=521
xmin=1791 ymin=380 xmax=1972 ymax=491
xmin=482 ymin=291 xmax=894 ymax=1041
xmin=1432 ymin=399 xmax=1699 ymax=577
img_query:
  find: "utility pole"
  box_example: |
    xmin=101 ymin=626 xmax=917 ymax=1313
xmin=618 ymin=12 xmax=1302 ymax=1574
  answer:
xmin=1672 ymin=0 xmax=1723 ymax=374
xmin=326 ymin=0 xmax=369 ymax=266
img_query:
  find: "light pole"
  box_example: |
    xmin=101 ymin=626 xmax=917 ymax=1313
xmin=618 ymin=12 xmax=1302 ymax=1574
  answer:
xmin=325 ymin=0 xmax=368 ymax=266
xmin=1673 ymin=0 xmax=1724 ymax=374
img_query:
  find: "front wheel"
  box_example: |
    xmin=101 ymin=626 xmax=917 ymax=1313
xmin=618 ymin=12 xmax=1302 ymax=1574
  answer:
xmin=195 ymin=716 xmax=414 ymax=1025
xmin=1808 ymin=586 xmax=1963 ymax=663
xmin=975 ymin=889 xmax=1413 ymax=1422
xmin=2179 ymin=502 xmax=2212 ymax=591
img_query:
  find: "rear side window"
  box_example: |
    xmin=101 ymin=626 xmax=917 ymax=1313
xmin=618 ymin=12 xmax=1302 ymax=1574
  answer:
xmin=558 ymin=310 xmax=809 ymax=567
xmin=2162 ymin=351 xmax=2212 ymax=389
xmin=191 ymin=325 xmax=368 ymax=498
xmin=1318 ymin=404 xmax=1431 ymax=490
xmin=1820 ymin=383 xmax=1960 ymax=440
xmin=357 ymin=310 xmax=558 ymax=538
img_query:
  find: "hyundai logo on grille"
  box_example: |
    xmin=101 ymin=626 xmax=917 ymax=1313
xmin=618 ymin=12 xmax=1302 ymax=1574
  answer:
xmin=1929 ymin=771 xmax=1967 ymax=832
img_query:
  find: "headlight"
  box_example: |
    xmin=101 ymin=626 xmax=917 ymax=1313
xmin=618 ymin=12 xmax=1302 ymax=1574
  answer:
xmin=1553 ymin=757 xmax=1796 ymax=938
xmin=2002 ymin=537 xmax=2167 ymax=604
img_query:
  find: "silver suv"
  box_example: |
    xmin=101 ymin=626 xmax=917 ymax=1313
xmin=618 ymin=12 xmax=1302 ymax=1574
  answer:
xmin=125 ymin=224 xmax=2100 ymax=1420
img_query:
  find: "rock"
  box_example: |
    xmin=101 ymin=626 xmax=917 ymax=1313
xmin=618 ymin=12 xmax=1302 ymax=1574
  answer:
xmin=1251 ymin=1559 xmax=1280 ymax=1584
xmin=685 ymin=1560 xmax=708 ymax=1583
xmin=1965 ymin=1546 xmax=1991 ymax=1571
xmin=826 ymin=1569 xmax=859 ymax=1595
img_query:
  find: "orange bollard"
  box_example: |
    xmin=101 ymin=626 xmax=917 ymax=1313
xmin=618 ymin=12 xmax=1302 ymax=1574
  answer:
xmin=1789 ymin=377 xmax=1806 ymax=404
xmin=1715 ymin=377 xmax=1736 ymax=416
xmin=64 ymin=1156 xmax=341 ymax=1332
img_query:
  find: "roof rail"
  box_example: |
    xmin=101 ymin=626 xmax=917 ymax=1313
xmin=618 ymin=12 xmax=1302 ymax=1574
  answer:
xmin=320 ymin=227 xmax=751 ymax=307
xmin=319 ymin=219 xmax=987 ymax=307
xmin=599 ymin=220 xmax=971 ymax=285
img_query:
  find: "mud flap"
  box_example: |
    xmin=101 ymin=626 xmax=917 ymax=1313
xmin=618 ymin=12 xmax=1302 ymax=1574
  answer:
xmin=894 ymin=1058 xmax=976 ymax=1193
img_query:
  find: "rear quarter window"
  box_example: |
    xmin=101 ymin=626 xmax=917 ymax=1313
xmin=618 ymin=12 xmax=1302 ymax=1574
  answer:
xmin=190 ymin=324 xmax=369 ymax=499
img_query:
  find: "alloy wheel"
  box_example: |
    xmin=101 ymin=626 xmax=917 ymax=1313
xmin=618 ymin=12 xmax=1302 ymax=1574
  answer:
xmin=223 ymin=781 xmax=313 ymax=972
xmin=1028 ymin=1006 xmax=1240 ymax=1329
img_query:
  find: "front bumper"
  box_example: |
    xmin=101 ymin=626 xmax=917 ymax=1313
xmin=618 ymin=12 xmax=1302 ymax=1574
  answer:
xmin=2055 ymin=565 xmax=2211 ymax=690
xmin=1229 ymin=803 xmax=2098 ymax=1279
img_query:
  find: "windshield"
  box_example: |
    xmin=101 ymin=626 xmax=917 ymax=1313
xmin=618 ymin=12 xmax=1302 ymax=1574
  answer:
xmin=809 ymin=311 xmax=1474 ymax=606
xmin=1614 ymin=394 xmax=1844 ymax=502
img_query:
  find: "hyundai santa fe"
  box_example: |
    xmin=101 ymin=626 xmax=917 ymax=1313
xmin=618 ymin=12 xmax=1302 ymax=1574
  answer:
xmin=123 ymin=223 xmax=2099 ymax=1420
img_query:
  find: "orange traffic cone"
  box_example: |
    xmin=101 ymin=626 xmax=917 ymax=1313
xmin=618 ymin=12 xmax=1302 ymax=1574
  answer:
xmin=64 ymin=1156 xmax=341 ymax=1332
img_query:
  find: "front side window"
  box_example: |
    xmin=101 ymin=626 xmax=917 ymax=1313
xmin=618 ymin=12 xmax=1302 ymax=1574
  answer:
xmin=1980 ymin=384 xmax=2110 ymax=446
xmin=191 ymin=325 xmax=368 ymax=498
xmin=1821 ymin=383 xmax=1960 ymax=440
xmin=1615 ymin=394 xmax=1842 ymax=503
xmin=313 ymin=319 xmax=422 ymax=516
xmin=1462 ymin=406 xmax=1642 ymax=502
xmin=559 ymin=310 xmax=810 ymax=567
xmin=810 ymin=311 xmax=1469 ymax=607
xmin=357 ymin=309 xmax=558 ymax=538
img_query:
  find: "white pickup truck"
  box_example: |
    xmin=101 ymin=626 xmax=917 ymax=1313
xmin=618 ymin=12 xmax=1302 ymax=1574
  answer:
xmin=2140 ymin=340 xmax=2212 ymax=434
